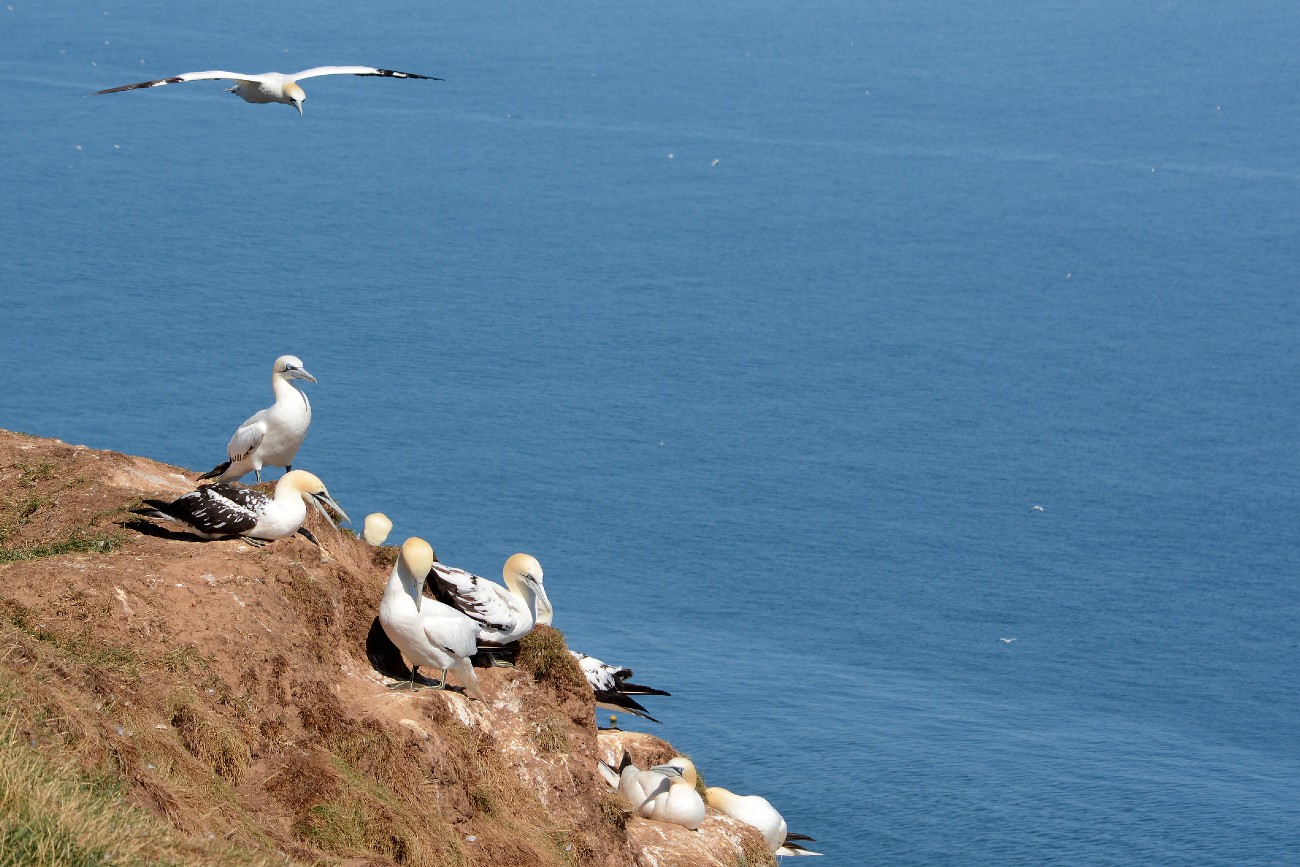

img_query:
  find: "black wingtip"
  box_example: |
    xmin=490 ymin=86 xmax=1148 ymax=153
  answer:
xmin=197 ymin=460 xmax=230 ymax=481
xmin=616 ymin=751 xmax=635 ymax=773
xmin=785 ymin=832 xmax=817 ymax=843
xmin=619 ymin=681 xmax=672 ymax=698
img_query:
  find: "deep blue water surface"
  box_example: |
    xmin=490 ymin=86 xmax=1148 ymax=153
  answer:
xmin=3 ymin=2 xmax=1299 ymax=863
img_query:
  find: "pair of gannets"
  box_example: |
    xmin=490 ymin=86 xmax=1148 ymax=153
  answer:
xmin=601 ymin=755 xmax=705 ymax=831
xmin=96 ymin=66 xmax=441 ymax=115
xmin=131 ymin=470 xmax=347 ymax=547
xmin=571 ymin=652 xmax=671 ymax=723
xmin=429 ymin=553 xmax=552 ymax=656
xmin=378 ymin=538 xmax=485 ymax=701
xmin=201 ymin=355 xmax=315 ymax=483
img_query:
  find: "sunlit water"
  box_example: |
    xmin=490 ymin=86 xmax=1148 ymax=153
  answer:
xmin=3 ymin=2 xmax=1299 ymax=863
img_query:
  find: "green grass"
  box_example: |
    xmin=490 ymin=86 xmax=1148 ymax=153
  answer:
xmin=0 ymin=530 xmax=126 ymax=564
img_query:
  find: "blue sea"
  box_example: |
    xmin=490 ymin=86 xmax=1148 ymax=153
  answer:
xmin=3 ymin=2 xmax=1299 ymax=863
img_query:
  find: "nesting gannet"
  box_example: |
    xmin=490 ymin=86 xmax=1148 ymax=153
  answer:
xmin=705 ymin=786 xmax=822 ymax=856
xmin=362 ymin=513 xmax=393 ymax=546
xmin=96 ymin=66 xmax=441 ymax=114
xmin=600 ymin=754 xmax=704 ymax=830
xmin=571 ymin=651 xmax=670 ymax=723
xmin=429 ymin=553 xmax=552 ymax=658
xmin=200 ymin=355 xmax=315 ymax=483
xmin=378 ymin=538 xmax=486 ymax=701
xmin=131 ymin=470 xmax=347 ymax=546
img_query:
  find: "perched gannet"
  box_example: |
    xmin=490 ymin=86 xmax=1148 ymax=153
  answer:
xmin=131 ymin=470 xmax=347 ymax=546
xmin=429 ymin=553 xmax=552 ymax=656
xmin=705 ymin=786 xmax=821 ymax=856
xmin=200 ymin=355 xmax=315 ymax=483
xmin=378 ymin=538 xmax=486 ymax=701
xmin=600 ymin=754 xmax=704 ymax=831
xmin=96 ymin=66 xmax=441 ymax=115
xmin=361 ymin=513 xmax=393 ymax=547
xmin=571 ymin=651 xmax=670 ymax=723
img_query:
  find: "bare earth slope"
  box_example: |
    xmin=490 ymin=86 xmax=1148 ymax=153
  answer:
xmin=0 ymin=430 xmax=774 ymax=867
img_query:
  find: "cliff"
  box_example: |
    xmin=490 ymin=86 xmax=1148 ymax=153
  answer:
xmin=0 ymin=430 xmax=776 ymax=867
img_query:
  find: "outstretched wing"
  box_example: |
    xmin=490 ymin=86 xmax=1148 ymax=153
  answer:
xmin=290 ymin=66 xmax=442 ymax=81
xmin=96 ymin=70 xmax=260 ymax=94
xmin=428 ymin=563 xmax=517 ymax=632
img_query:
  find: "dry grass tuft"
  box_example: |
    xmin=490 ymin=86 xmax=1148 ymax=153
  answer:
xmin=170 ymin=703 xmax=252 ymax=784
xmin=516 ymin=626 xmax=586 ymax=695
xmin=531 ymin=713 xmax=571 ymax=754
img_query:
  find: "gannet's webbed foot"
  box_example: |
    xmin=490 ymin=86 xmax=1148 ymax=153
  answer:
xmin=241 ymin=536 xmax=270 ymax=547
xmin=389 ymin=666 xmax=449 ymax=691
xmin=254 ymin=469 xmax=262 ymax=483
xmin=477 ymin=647 xmax=517 ymax=667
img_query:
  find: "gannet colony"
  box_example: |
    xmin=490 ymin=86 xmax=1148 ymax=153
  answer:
xmin=103 ymin=60 xmax=821 ymax=859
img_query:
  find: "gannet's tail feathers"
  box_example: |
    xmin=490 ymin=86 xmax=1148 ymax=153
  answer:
xmin=618 ymin=680 xmax=671 ymax=698
xmin=198 ymin=460 xmax=231 ymax=481
xmin=596 ymin=693 xmax=662 ymax=723
xmin=130 ymin=501 xmax=175 ymax=521
xmin=448 ymin=657 xmax=486 ymax=703
xmin=777 ymin=839 xmax=823 ymax=856
xmin=597 ymin=759 xmax=620 ymax=788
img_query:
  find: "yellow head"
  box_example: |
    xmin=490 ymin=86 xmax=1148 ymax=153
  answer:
xmin=399 ymin=537 xmax=435 ymax=579
xmin=284 ymin=81 xmax=306 ymax=115
xmin=362 ymin=512 xmax=393 ymax=546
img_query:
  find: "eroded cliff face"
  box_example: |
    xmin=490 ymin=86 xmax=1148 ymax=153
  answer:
xmin=0 ymin=430 xmax=775 ymax=867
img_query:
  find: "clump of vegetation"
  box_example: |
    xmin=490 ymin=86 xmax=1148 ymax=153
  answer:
xmin=531 ymin=714 xmax=571 ymax=754
xmin=170 ymin=703 xmax=252 ymax=784
xmin=517 ymin=626 xmax=587 ymax=694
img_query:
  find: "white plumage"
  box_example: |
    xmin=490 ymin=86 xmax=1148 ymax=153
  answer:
xmin=429 ymin=553 xmax=552 ymax=647
xmin=378 ymin=538 xmax=486 ymax=701
xmin=600 ymin=755 xmax=705 ymax=831
xmin=200 ymin=355 xmax=314 ymax=483
xmin=96 ymin=66 xmax=441 ymax=114
xmin=705 ymin=786 xmax=821 ymax=856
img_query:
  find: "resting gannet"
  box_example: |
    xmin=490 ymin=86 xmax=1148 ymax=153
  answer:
xmin=378 ymin=538 xmax=486 ymax=701
xmin=429 ymin=553 xmax=551 ymax=659
xmin=200 ymin=355 xmax=315 ymax=483
xmin=705 ymin=786 xmax=821 ymax=856
xmin=600 ymin=754 xmax=704 ymax=831
xmin=361 ymin=513 xmax=393 ymax=546
xmin=131 ymin=470 xmax=347 ymax=546
xmin=571 ymin=651 xmax=670 ymax=723
xmin=96 ymin=66 xmax=441 ymax=115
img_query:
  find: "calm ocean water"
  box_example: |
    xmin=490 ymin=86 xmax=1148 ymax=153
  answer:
xmin=3 ymin=2 xmax=1299 ymax=863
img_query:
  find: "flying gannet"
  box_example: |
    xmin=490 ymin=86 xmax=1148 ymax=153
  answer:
xmin=131 ymin=470 xmax=347 ymax=547
xmin=571 ymin=651 xmax=670 ymax=723
xmin=378 ymin=538 xmax=486 ymax=701
xmin=429 ymin=553 xmax=552 ymax=662
xmin=705 ymin=786 xmax=822 ymax=856
xmin=200 ymin=355 xmax=315 ymax=483
xmin=600 ymin=754 xmax=705 ymax=831
xmin=95 ymin=66 xmax=441 ymax=114
xmin=361 ymin=513 xmax=393 ymax=546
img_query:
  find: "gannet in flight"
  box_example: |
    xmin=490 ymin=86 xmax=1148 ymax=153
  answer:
xmin=705 ymin=786 xmax=821 ymax=856
xmin=131 ymin=470 xmax=347 ymax=547
xmin=571 ymin=651 xmax=670 ymax=723
xmin=361 ymin=513 xmax=393 ymax=547
xmin=429 ymin=553 xmax=552 ymax=661
xmin=600 ymin=754 xmax=705 ymax=830
xmin=95 ymin=66 xmax=441 ymax=114
xmin=999 ymin=637 xmax=1018 ymax=644
xmin=378 ymin=538 xmax=486 ymax=701
xmin=200 ymin=355 xmax=315 ymax=483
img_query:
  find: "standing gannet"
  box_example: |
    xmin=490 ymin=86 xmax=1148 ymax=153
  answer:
xmin=600 ymin=754 xmax=705 ymax=830
xmin=200 ymin=355 xmax=315 ymax=483
xmin=429 ymin=553 xmax=552 ymax=658
xmin=361 ymin=513 xmax=393 ymax=546
xmin=131 ymin=470 xmax=348 ymax=546
xmin=571 ymin=651 xmax=671 ymax=723
xmin=705 ymin=787 xmax=821 ymax=856
xmin=378 ymin=538 xmax=486 ymax=701
xmin=96 ymin=66 xmax=441 ymax=115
